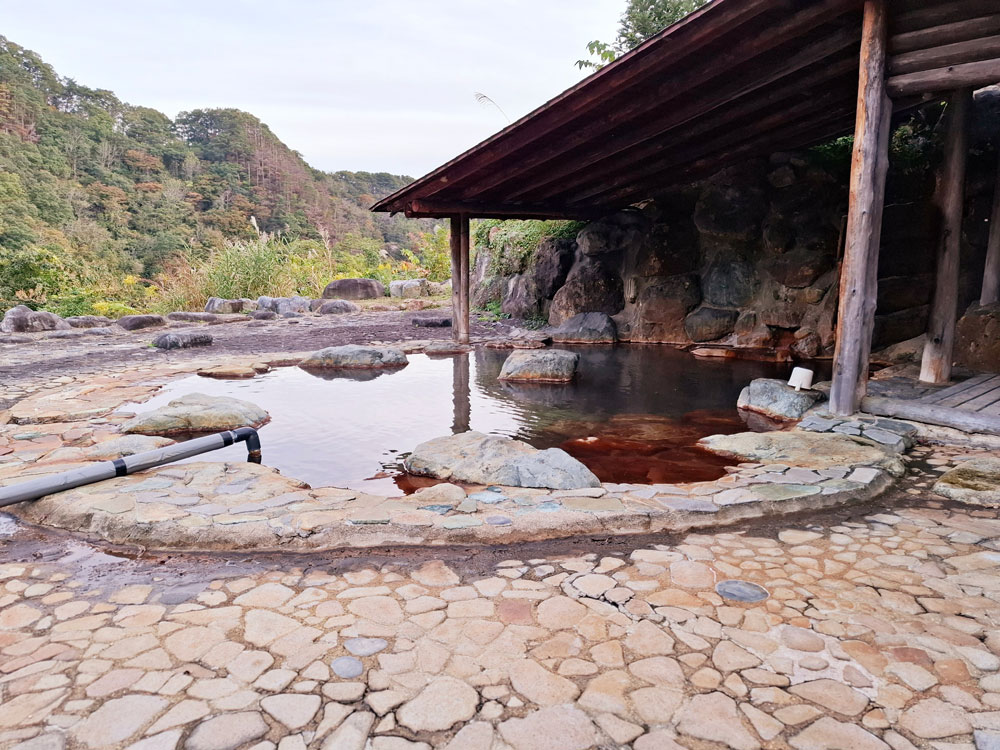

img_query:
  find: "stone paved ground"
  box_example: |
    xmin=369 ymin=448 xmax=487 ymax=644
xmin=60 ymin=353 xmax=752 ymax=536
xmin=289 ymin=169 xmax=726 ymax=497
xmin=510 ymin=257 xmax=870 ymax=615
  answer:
xmin=2 ymin=443 xmax=1000 ymax=750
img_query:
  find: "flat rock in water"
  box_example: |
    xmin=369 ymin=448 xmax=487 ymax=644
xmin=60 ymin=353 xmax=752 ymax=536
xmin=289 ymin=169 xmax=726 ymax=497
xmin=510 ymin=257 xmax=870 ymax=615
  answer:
xmin=116 ymin=314 xmax=167 ymax=331
xmin=198 ymin=364 xmax=257 ymax=379
xmin=700 ymin=430 xmax=904 ymax=476
xmin=1 ymin=305 xmax=70 ymax=333
xmin=86 ymin=435 xmax=176 ymax=459
xmin=299 ymin=344 xmax=408 ymax=370
xmin=121 ymin=393 xmax=269 ymax=435
xmin=934 ymin=457 xmax=1000 ymax=506
xmin=404 ymin=431 xmax=600 ymax=489
xmin=737 ymin=378 xmax=823 ymax=421
xmin=498 ymin=349 xmax=579 ymax=383
xmin=551 ymin=312 xmax=617 ymax=344
xmin=153 ymin=331 xmax=213 ymax=350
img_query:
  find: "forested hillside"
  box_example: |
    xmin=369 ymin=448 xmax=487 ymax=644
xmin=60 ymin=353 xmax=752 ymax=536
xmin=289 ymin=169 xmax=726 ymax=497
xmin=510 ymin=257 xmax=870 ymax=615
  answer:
xmin=0 ymin=36 xmax=431 ymax=314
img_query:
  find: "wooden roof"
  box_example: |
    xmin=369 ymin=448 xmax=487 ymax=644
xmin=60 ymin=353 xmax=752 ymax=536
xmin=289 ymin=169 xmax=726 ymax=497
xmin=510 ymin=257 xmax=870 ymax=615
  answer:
xmin=372 ymin=0 xmax=1000 ymax=220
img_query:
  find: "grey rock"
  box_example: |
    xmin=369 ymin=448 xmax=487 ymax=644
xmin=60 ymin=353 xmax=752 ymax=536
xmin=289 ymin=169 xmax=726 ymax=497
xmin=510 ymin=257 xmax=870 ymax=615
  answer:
xmin=121 ymin=393 xmax=269 ymax=436
xmin=548 ymin=256 xmax=624 ymax=326
xmin=65 ymin=315 xmax=112 ymax=328
xmin=152 ymin=331 xmax=214 ymax=350
xmin=0 ymin=335 xmax=31 ymax=344
xmin=1 ymin=305 xmax=70 ymax=333
xmin=576 ymin=210 xmax=647 ymax=256
xmin=332 ymin=656 xmax=364 ymax=679
xmin=551 ymin=312 xmax=617 ymax=344
xmin=975 ymin=730 xmax=1000 ymax=750
xmin=85 ymin=435 xmax=175 ymax=459
xmin=257 ymin=295 xmax=311 ymax=315
xmin=316 ymin=299 xmax=360 ymax=315
xmin=860 ymin=427 xmax=906 ymax=452
xmin=737 ymin=378 xmax=822 ymax=421
xmin=322 ymin=278 xmax=385 ymax=300
xmin=299 ymin=345 xmax=408 ymax=370
xmin=685 ymin=305 xmax=739 ymax=342
xmin=404 ymin=431 xmax=600 ymax=489
xmin=116 ymin=314 xmax=167 ymax=331
xmin=251 ymin=310 xmax=277 ymax=320
xmin=934 ymin=457 xmax=1000 ymax=507
xmin=204 ymin=297 xmax=255 ymax=314
xmin=498 ymin=349 xmax=579 ymax=382
xmin=389 ymin=279 xmax=430 ymax=298
xmin=10 ymin=733 xmax=65 ymax=750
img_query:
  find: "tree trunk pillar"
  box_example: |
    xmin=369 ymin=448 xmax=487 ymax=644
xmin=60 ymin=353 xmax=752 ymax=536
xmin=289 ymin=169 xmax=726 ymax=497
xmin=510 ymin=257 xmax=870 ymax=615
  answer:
xmin=829 ymin=0 xmax=892 ymax=416
xmin=920 ymin=87 xmax=972 ymax=384
xmin=449 ymin=214 xmax=471 ymax=344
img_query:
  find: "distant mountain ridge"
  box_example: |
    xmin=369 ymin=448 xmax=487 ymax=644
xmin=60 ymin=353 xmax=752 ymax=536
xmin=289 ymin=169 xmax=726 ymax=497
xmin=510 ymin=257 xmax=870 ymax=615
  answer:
xmin=0 ymin=35 xmax=422 ymax=285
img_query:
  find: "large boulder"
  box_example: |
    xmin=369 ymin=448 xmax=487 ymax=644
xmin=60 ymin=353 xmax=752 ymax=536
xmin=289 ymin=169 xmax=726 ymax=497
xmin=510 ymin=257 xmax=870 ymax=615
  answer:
xmin=933 ymin=457 xmax=1000 ymax=507
xmin=956 ymin=303 xmax=1000 ymax=372
xmin=299 ymin=344 xmax=408 ymax=370
xmin=501 ymin=238 xmax=576 ymax=318
xmin=633 ymin=274 xmax=701 ymax=342
xmin=737 ymin=378 xmax=823 ymax=421
xmin=322 ymin=278 xmax=385 ymax=300
xmin=552 ymin=312 xmax=617 ymax=344
xmin=257 ymin=295 xmax=311 ymax=316
xmin=404 ymin=431 xmax=600 ymax=489
xmin=498 ymin=349 xmax=579 ymax=383
xmin=152 ymin=331 xmax=213 ymax=350
xmin=315 ymin=299 xmax=360 ymax=315
xmin=1 ymin=305 xmax=71 ymax=333
xmin=204 ymin=297 xmax=256 ymax=314
xmin=116 ymin=314 xmax=167 ymax=331
xmin=684 ymin=306 xmax=738 ymax=342
xmin=389 ymin=279 xmax=430 ymax=298
xmin=121 ymin=393 xmax=269 ymax=435
xmin=548 ymin=257 xmax=624 ymax=326
xmin=576 ymin=210 xmax=647 ymax=256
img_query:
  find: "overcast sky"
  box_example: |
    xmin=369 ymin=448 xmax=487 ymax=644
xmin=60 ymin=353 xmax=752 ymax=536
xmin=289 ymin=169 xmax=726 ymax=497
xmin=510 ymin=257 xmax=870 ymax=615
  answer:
xmin=3 ymin=0 xmax=621 ymax=178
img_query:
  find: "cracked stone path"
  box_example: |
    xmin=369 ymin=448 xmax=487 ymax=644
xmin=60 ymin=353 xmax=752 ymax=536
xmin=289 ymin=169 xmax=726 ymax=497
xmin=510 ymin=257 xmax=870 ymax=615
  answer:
xmin=2 ymin=444 xmax=1000 ymax=750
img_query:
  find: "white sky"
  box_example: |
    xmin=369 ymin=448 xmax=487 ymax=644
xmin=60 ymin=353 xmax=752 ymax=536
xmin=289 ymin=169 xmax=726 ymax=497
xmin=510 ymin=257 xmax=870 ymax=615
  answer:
xmin=2 ymin=0 xmax=622 ymax=178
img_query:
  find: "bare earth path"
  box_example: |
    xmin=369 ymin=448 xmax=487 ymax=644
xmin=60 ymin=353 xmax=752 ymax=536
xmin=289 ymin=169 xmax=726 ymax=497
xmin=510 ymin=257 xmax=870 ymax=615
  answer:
xmin=2 ymin=446 xmax=1000 ymax=750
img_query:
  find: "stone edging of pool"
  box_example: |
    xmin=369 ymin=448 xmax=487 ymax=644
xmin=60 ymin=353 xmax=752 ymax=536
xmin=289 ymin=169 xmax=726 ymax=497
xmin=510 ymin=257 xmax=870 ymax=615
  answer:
xmin=0 ymin=348 xmax=909 ymax=552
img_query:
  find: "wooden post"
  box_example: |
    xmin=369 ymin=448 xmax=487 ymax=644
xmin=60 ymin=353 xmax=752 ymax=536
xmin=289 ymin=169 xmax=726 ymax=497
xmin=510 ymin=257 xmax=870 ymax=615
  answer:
xmin=829 ymin=0 xmax=892 ymax=416
xmin=455 ymin=214 xmax=472 ymax=344
xmin=449 ymin=216 xmax=462 ymax=342
xmin=920 ymin=88 xmax=972 ymax=383
xmin=982 ymin=149 xmax=1000 ymax=305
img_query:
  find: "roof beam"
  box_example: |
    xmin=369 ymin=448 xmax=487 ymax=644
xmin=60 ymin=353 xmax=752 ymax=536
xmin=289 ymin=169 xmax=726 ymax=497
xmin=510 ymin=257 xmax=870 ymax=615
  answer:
xmin=402 ymin=199 xmax=596 ymax=220
xmin=445 ymin=0 xmax=861 ymax=202
xmin=887 ymin=58 xmax=1000 ymax=97
xmin=516 ymin=52 xmax=859 ymax=204
xmin=371 ymin=0 xmax=780 ymax=214
xmin=889 ymin=14 xmax=1000 ymax=54
xmin=888 ymin=33 xmax=1000 ymax=75
xmin=892 ymin=0 xmax=1000 ymax=35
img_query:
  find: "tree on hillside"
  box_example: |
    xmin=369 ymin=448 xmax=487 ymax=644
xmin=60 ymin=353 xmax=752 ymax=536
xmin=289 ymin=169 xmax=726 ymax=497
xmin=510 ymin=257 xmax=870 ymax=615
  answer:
xmin=577 ymin=0 xmax=709 ymax=70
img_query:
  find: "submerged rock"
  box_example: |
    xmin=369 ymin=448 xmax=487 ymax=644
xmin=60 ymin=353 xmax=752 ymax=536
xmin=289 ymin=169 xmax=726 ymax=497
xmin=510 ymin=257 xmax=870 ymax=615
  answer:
xmin=116 ymin=314 xmax=167 ymax=331
xmin=498 ymin=349 xmax=579 ymax=383
xmin=152 ymin=331 xmax=214 ymax=350
xmin=299 ymin=344 xmax=408 ymax=370
xmin=1 ymin=305 xmax=70 ymax=333
xmin=404 ymin=431 xmax=600 ymax=489
xmin=737 ymin=378 xmax=823 ymax=421
xmin=551 ymin=312 xmax=617 ymax=344
xmin=322 ymin=278 xmax=385 ymax=300
xmin=934 ymin=457 xmax=1000 ymax=507
xmin=121 ymin=393 xmax=269 ymax=435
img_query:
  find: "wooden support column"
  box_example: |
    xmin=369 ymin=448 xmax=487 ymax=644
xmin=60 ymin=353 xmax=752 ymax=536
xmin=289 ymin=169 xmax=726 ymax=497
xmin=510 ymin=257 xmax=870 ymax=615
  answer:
xmin=829 ymin=0 xmax=892 ymax=416
xmin=449 ymin=214 xmax=471 ymax=344
xmin=982 ymin=149 xmax=1000 ymax=305
xmin=920 ymin=88 xmax=972 ymax=383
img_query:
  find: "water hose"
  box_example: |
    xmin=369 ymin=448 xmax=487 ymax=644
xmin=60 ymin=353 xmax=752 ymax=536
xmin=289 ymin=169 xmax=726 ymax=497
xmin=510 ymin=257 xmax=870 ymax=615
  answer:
xmin=0 ymin=427 xmax=262 ymax=508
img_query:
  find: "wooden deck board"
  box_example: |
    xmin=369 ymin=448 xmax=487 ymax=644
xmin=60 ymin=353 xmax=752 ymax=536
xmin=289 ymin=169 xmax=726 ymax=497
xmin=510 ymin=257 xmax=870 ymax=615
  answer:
xmin=920 ymin=372 xmax=995 ymax=404
xmin=935 ymin=376 xmax=1000 ymax=408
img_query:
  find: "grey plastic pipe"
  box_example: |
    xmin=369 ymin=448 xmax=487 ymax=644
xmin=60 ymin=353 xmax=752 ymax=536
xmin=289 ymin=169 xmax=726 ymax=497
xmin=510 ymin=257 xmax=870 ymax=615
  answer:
xmin=0 ymin=427 xmax=262 ymax=507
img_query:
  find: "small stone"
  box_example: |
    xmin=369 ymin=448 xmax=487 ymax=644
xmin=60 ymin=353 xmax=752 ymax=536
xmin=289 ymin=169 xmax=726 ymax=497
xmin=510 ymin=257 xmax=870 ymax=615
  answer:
xmin=789 ymin=717 xmax=889 ymax=750
xmin=789 ymin=679 xmax=869 ymax=716
xmin=898 ymin=697 xmax=972 ymax=739
xmin=396 ymin=677 xmax=478 ymax=732
xmin=344 ymin=638 xmax=388 ymax=656
xmin=332 ymin=657 xmax=364 ymax=679
xmin=261 ymin=694 xmax=321 ymax=730
xmin=498 ymin=706 xmax=598 ymax=750
xmin=676 ymin=692 xmax=760 ymax=750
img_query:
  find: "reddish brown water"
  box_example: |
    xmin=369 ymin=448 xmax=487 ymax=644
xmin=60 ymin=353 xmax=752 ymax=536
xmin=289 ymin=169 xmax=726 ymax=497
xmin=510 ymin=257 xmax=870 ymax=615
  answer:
xmin=132 ymin=345 xmax=794 ymax=494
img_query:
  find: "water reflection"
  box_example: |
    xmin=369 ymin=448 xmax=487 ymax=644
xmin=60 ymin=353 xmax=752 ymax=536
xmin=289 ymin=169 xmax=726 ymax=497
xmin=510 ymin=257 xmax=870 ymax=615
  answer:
xmin=130 ymin=346 xmax=791 ymax=495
